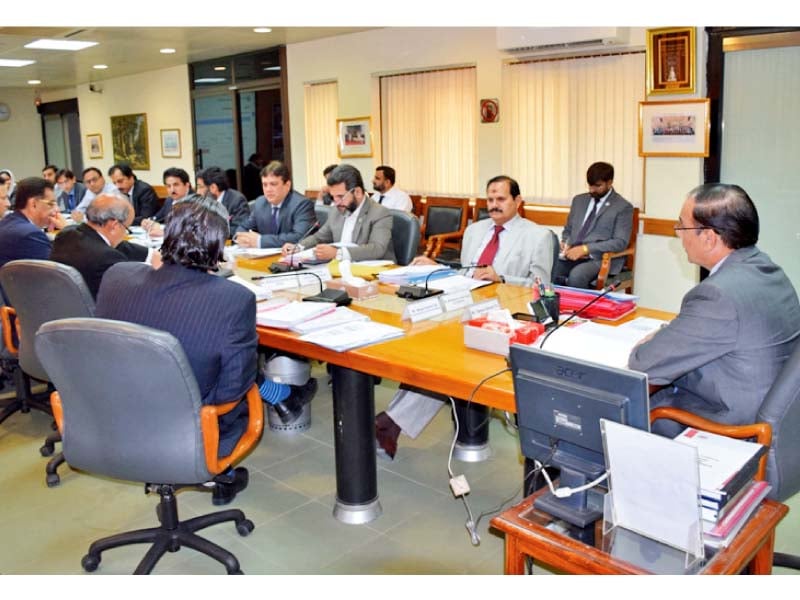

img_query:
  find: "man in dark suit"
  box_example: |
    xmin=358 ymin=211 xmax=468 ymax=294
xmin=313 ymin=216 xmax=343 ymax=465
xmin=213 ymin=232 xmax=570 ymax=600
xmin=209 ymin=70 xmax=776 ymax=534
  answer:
xmin=553 ymin=162 xmax=634 ymax=288
xmin=234 ymin=160 xmax=315 ymax=249
xmin=283 ymin=164 xmax=395 ymax=262
xmin=55 ymin=169 xmax=87 ymax=213
xmin=241 ymin=153 xmax=264 ymax=201
xmin=141 ymin=167 xmax=200 ymax=238
xmin=50 ymin=193 xmax=155 ymax=298
xmin=197 ymin=166 xmax=250 ymax=234
xmin=108 ymin=163 xmax=160 ymax=226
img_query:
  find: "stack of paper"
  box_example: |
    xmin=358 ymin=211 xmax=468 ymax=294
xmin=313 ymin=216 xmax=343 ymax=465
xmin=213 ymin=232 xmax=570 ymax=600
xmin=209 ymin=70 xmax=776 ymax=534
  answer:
xmin=702 ymin=481 xmax=771 ymax=548
xmin=378 ymin=265 xmax=454 ymax=286
xmin=426 ymin=274 xmax=492 ymax=293
xmin=256 ymin=300 xmax=336 ymax=329
xmin=289 ymin=306 xmax=369 ymax=334
xmin=299 ymin=320 xmax=404 ymax=352
xmin=227 ymin=275 xmax=272 ymax=301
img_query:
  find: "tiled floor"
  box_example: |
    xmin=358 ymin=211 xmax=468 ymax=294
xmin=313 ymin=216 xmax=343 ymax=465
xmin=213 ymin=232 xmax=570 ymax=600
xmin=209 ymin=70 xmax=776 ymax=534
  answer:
xmin=1 ymin=367 xmax=799 ymax=575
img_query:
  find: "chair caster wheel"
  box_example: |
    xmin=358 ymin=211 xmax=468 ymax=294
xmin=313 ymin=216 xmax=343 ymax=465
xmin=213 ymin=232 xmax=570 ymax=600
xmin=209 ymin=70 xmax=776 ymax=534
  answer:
xmin=46 ymin=473 xmax=60 ymax=487
xmin=40 ymin=444 xmax=54 ymax=457
xmin=236 ymin=519 xmax=254 ymax=537
xmin=81 ymin=554 xmax=100 ymax=572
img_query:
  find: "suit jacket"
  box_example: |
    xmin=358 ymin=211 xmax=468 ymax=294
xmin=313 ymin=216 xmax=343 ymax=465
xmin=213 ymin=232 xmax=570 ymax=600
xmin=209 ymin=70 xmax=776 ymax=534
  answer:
xmin=461 ymin=215 xmax=553 ymax=286
xmin=0 ymin=211 xmax=52 ymax=270
xmin=562 ymin=189 xmax=633 ymax=273
xmin=237 ymin=189 xmax=316 ymax=248
xmin=242 ymin=162 xmax=262 ymax=201
xmin=57 ymin=182 xmax=87 ymax=212
xmin=629 ymin=246 xmax=800 ymax=434
xmin=129 ymin=179 xmax=160 ymax=226
xmin=96 ymin=262 xmax=258 ymax=456
xmin=301 ymin=197 xmax=396 ymax=262
xmin=49 ymin=223 xmax=148 ymax=298
xmin=219 ymin=189 xmax=251 ymax=235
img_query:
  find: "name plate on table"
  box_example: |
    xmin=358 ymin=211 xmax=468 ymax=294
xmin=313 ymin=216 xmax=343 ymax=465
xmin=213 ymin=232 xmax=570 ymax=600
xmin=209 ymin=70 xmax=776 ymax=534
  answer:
xmin=439 ymin=289 xmax=474 ymax=313
xmin=402 ymin=296 xmax=444 ymax=322
xmin=461 ymin=298 xmax=502 ymax=322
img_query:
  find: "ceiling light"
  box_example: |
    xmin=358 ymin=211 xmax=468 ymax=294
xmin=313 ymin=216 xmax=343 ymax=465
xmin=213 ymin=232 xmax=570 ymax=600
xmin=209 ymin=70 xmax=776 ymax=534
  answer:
xmin=93 ymin=64 xmax=108 ymax=70
xmin=28 ymin=79 xmax=41 ymax=85
xmin=253 ymin=27 xmax=272 ymax=33
xmin=194 ymin=77 xmax=226 ymax=84
xmin=25 ymin=39 xmax=98 ymax=51
xmin=213 ymin=66 xmax=227 ymax=71
xmin=160 ymin=48 xmax=176 ymax=54
xmin=0 ymin=59 xmax=36 ymax=67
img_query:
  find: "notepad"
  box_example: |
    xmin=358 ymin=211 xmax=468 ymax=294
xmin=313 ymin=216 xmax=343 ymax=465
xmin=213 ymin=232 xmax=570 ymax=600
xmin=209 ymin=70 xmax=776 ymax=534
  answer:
xmin=256 ymin=301 xmax=336 ymax=329
xmin=299 ymin=320 xmax=404 ymax=352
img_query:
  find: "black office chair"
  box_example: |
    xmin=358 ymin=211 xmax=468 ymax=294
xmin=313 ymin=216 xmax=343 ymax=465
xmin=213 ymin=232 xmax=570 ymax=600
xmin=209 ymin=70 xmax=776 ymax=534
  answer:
xmin=389 ymin=209 xmax=421 ymax=266
xmin=35 ymin=317 xmax=264 ymax=574
xmin=314 ymin=203 xmax=330 ymax=227
xmin=0 ymin=259 xmax=96 ymax=487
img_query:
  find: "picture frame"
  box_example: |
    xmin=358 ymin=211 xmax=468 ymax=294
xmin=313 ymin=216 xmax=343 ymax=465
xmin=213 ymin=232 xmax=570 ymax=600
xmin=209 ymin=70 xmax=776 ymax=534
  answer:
xmin=638 ymin=99 xmax=710 ymax=157
xmin=110 ymin=112 xmax=150 ymax=170
xmin=160 ymin=128 xmax=182 ymax=158
xmin=336 ymin=116 xmax=373 ymax=158
xmin=480 ymin=98 xmax=499 ymax=123
xmin=646 ymin=27 xmax=696 ymax=95
xmin=86 ymin=133 xmax=103 ymax=159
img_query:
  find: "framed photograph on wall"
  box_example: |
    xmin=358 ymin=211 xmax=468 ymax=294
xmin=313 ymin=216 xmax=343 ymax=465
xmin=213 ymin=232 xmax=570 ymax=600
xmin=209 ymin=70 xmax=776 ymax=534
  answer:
xmin=646 ymin=27 xmax=696 ymax=95
xmin=86 ymin=133 xmax=103 ymax=159
xmin=638 ymin=99 xmax=710 ymax=157
xmin=160 ymin=129 xmax=181 ymax=158
xmin=336 ymin=116 xmax=373 ymax=158
xmin=110 ymin=113 xmax=150 ymax=170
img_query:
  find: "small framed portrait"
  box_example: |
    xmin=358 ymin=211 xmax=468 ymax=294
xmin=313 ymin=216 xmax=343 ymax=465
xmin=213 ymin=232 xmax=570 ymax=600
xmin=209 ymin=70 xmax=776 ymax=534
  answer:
xmin=87 ymin=133 xmax=103 ymax=159
xmin=336 ymin=116 xmax=373 ymax=158
xmin=160 ymin=129 xmax=182 ymax=158
xmin=480 ymin=98 xmax=499 ymax=123
xmin=646 ymin=27 xmax=696 ymax=95
xmin=638 ymin=99 xmax=710 ymax=157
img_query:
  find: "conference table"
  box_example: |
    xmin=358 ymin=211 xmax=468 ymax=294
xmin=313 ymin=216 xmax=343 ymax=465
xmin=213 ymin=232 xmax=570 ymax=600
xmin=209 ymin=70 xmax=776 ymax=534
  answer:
xmin=238 ymin=257 xmax=674 ymax=524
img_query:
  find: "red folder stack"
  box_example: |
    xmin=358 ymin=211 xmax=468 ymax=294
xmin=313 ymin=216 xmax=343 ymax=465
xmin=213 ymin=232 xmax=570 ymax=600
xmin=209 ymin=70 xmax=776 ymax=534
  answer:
xmin=554 ymin=286 xmax=637 ymax=321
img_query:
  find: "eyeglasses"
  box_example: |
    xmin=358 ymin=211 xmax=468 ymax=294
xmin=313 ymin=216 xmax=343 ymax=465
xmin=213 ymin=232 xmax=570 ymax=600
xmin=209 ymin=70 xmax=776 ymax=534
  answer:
xmin=331 ymin=188 xmax=356 ymax=203
xmin=39 ymin=199 xmax=58 ymax=208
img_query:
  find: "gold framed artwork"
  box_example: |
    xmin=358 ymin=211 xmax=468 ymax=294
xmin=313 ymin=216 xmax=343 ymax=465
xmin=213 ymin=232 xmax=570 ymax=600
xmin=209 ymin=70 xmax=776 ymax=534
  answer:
xmin=646 ymin=27 xmax=696 ymax=95
xmin=110 ymin=112 xmax=150 ymax=170
xmin=86 ymin=133 xmax=103 ymax=159
xmin=638 ymin=99 xmax=710 ymax=157
xmin=160 ymin=128 xmax=181 ymax=158
xmin=336 ymin=116 xmax=373 ymax=158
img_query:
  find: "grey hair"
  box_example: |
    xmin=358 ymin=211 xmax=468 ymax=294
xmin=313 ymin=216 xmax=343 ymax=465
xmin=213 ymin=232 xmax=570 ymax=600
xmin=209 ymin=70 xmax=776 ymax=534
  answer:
xmin=85 ymin=193 xmax=131 ymax=226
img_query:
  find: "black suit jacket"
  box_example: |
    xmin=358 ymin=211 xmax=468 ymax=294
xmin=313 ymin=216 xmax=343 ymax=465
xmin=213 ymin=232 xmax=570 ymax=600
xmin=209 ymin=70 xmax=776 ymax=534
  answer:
xmin=95 ymin=262 xmax=258 ymax=456
xmin=130 ymin=179 xmax=160 ymax=226
xmin=220 ymin=189 xmax=251 ymax=235
xmin=236 ymin=189 xmax=316 ymax=248
xmin=49 ymin=223 xmax=148 ymax=298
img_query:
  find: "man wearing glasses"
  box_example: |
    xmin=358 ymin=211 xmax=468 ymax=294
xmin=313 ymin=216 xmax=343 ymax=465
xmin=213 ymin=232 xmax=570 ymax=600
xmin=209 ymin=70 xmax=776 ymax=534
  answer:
xmin=281 ymin=164 xmax=395 ymax=262
xmin=629 ymin=183 xmax=800 ymax=436
xmin=50 ymin=194 xmax=159 ymax=298
xmin=72 ymin=167 xmax=117 ymax=221
xmin=0 ymin=177 xmax=61 ymax=271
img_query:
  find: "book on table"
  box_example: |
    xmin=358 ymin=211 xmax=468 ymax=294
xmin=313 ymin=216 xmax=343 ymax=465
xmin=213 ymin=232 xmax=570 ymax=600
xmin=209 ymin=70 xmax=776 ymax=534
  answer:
xmin=702 ymin=480 xmax=771 ymax=548
xmin=256 ymin=300 xmax=336 ymax=329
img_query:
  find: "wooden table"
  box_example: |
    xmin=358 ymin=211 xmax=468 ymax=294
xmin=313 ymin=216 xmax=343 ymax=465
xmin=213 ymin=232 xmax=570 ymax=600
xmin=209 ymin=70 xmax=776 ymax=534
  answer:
xmin=490 ymin=488 xmax=789 ymax=575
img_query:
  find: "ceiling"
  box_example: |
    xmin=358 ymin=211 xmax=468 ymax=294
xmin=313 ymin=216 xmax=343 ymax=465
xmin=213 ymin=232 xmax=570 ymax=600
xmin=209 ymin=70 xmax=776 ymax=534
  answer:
xmin=0 ymin=26 xmax=374 ymax=89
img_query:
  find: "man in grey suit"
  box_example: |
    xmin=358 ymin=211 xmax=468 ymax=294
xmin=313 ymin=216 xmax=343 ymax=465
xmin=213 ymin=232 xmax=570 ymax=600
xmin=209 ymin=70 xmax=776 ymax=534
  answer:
xmin=197 ymin=166 xmax=250 ymax=235
xmin=234 ymin=161 xmax=315 ymax=249
xmin=375 ymin=175 xmax=554 ymax=458
xmin=629 ymin=183 xmax=800 ymax=437
xmin=553 ymin=162 xmax=634 ymax=288
xmin=282 ymin=164 xmax=395 ymax=262
xmin=55 ymin=169 xmax=87 ymax=213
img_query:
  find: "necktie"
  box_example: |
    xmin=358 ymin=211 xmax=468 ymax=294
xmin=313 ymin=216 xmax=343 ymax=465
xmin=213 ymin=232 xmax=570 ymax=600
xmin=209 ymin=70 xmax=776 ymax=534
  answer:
xmin=271 ymin=206 xmax=279 ymax=234
xmin=574 ymin=198 xmax=600 ymax=244
xmin=477 ymin=225 xmax=504 ymax=267
xmin=67 ymin=192 xmax=75 ymax=211
xmin=378 ymin=195 xmax=385 ymax=204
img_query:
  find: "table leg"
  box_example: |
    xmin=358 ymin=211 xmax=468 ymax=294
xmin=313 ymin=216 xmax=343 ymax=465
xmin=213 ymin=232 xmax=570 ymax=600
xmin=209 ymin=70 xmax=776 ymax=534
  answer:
xmin=504 ymin=536 xmax=526 ymax=575
xmin=748 ymin=530 xmax=776 ymax=574
xmin=330 ymin=364 xmax=382 ymax=524
xmin=452 ymin=399 xmax=492 ymax=462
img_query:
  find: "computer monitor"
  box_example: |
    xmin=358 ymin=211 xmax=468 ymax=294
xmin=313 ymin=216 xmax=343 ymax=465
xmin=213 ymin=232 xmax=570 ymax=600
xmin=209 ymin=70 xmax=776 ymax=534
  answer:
xmin=510 ymin=344 xmax=650 ymax=528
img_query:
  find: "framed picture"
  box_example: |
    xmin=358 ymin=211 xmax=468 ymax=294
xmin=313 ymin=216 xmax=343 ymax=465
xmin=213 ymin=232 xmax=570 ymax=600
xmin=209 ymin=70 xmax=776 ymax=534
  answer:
xmin=646 ymin=27 xmax=696 ymax=95
xmin=110 ymin=113 xmax=150 ymax=170
xmin=337 ymin=116 xmax=373 ymax=158
xmin=638 ymin=99 xmax=710 ymax=157
xmin=480 ymin=98 xmax=499 ymax=123
xmin=86 ymin=133 xmax=103 ymax=159
xmin=160 ymin=128 xmax=181 ymax=158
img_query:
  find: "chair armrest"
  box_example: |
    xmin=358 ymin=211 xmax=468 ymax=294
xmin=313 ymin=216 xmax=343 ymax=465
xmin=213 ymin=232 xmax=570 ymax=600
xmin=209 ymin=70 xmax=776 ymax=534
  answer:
xmin=424 ymin=231 xmax=464 ymax=258
xmin=596 ymin=247 xmax=636 ymax=289
xmin=650 ymin=406 xmax=771 ymax=481
xmin=1 ymin=306 xmax=18 ymax=355
xmin=50 ymin=391 xmax=64 ymax=434
xmin=200 ymin=384 xmax=265 ymax=475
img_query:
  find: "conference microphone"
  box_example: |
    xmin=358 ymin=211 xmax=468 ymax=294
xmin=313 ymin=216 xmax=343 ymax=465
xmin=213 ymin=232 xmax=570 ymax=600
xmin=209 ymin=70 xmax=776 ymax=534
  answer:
xmin=269 ymin=221 xmax=322 ymax=274
xmin=538 ymin=279 xmax=622 ymax=349
xmin=251 ymin=269 xmax=351 ymax=307
xmin=396 ymin=263 xmax=492 ymax=300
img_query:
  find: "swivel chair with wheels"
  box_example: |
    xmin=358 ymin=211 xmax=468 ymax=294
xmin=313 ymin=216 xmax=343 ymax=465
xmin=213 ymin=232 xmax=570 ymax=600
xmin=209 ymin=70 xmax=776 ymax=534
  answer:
xmin=35 ymin=317 xmax=264 ymax=574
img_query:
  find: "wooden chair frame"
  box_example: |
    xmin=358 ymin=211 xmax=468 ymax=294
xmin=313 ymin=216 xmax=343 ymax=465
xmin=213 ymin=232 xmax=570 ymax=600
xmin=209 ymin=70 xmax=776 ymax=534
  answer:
xmin=595 ymin=207 xmax=640 ymax=292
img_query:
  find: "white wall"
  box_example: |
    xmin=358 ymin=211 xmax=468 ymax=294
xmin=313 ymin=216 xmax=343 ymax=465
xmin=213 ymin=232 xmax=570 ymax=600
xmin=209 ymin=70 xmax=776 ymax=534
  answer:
xmin=286 ymin=26 xmax=706 ymax=312
xmin=0 ymin=88 xmax=46 ymax=179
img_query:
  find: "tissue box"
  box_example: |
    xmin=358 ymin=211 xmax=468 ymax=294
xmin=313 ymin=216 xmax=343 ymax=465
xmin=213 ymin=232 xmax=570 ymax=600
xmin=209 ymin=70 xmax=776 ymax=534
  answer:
xmin=326 ymin=279 xmax=379 ymax=300
xmin=463 ymin=317 xmax=544 ymax=356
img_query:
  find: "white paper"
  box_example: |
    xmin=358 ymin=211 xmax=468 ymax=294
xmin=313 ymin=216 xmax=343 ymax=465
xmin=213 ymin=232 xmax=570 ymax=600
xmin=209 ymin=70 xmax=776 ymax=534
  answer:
xmin=289 ymin=306 xmax=369 ymax=334
xmin=256 ymin=300 xmax=336 ymax=329
xmin=228 ymin=276 xmax=273 ymax=301
xmin=427 ymin=274 xmax=492 ymax=294
xmin=299 ymin=320 xmax=404 ymax=352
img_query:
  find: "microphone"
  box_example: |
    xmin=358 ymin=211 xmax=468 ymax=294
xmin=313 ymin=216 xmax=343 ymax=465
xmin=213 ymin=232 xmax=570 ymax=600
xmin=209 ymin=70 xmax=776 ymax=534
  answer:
xmin=269 ymin=221 xmax=321 ymax=274
xmin=396 ymin=267 xmax=451 ymax=300
xmin=538 ymin=279 xmax=622 ymax=349
xmin=251 ymin=270 xmax=351 ymax=307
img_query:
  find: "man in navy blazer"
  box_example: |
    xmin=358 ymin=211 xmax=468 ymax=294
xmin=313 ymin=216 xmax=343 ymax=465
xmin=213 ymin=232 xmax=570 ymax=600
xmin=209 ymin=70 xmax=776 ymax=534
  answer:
xmin=234 ymin=161 xmax=315 ymax=249
xmin=197 ymin=166 xmax=251 ymax=235
xmin=55 ymin=169 xmax=87 ymax=213
xmin=553 ymin=162 xmax=634 ymax=288
xmin=108 ymin=163 xmax=160 ymax=226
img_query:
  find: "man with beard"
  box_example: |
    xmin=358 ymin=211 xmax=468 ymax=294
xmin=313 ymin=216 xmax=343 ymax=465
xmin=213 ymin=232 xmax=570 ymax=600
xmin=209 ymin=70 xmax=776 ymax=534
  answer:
xmin=371 ymin=165 xmax=412 ymax=212
xmin=552 ymin=162 xmax=634 ymax=289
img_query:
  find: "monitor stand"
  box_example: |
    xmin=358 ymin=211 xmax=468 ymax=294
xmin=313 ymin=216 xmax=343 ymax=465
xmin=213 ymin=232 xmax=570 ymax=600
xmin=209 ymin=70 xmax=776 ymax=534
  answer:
xmin=533 ymin=466 xmax=605 ymax=529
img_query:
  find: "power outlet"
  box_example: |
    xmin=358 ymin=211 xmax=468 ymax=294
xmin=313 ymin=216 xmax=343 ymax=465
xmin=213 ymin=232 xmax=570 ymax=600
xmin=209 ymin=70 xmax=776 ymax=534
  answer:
xmin=449 ymin=474 xmax=471 ymax=497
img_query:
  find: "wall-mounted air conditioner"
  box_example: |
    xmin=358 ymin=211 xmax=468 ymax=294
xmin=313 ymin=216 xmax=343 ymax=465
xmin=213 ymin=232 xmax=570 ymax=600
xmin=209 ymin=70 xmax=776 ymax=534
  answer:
xmin=496 ymin=27 xmax=631 ymax=54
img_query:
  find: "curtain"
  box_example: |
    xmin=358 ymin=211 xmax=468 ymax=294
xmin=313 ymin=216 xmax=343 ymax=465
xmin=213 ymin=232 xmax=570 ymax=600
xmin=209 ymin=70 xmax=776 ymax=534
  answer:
xmin=303 ymin=81 xmax=338 ymax=192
